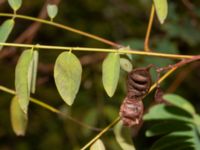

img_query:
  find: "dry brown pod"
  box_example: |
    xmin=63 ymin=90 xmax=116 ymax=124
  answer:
xmin=127 ymin=65 xmax=152 ymax=100
xmin=119 ymin=97 xmax=143 ymax=127
xmin=119 ymin=65 xmax=153 ymax=127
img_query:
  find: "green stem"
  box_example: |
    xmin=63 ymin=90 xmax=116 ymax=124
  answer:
xmin=0 ymin=13 xmax=121 ymax=48
xmin=144 ymin=4 xmax=155 ymax=52
xmin=0 ymin=42 xmax=194 ymax=59
xmin=0 ymin=85 xmax=102 ymax=131
xmin=80 ymin=117 xmax=120 ymax=150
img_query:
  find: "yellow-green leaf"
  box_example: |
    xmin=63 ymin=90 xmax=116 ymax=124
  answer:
xmin=8 ymin=0 xmax=22 ymax=11
xmin=114 ymin=121 xmax=136 ymax=150
xmin=153 ymin=0 xmax=168 ymax=24
xmin=47 ymin=4 xmax=58 ymax=19
xmin=15 ymin=50 xmax=33 ymax=114
xmin=10 ymin=96 xmax=28 ymax=136
xmin=30 ymin=51 xmax=39 ymax=94
xmin=0 ymin=19 xmax=15 ymax=50
xmin=54 ymin=52 xmax=82 ymax=106
xmin=90 ymin=139 xmax=105 ymax=150
xmin=120 ymin=58 xmax=133 ymax=72
xmin=102 ymin=53 xmax=120 ymax=97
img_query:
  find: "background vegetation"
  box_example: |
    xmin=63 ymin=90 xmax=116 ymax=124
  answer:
xmin=0 ymin=0 xmax=200 ymax=149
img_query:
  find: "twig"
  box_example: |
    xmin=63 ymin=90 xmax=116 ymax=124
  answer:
xmin=0 ymin=13 xmax=122 ymax=48
xmin=0 ymin=0 xmax=61 ymax=59
xmin=0 ymin=42 xmax=194 ymax=59
xmin=157 ymin=55 xmax=200 ymax=73
xmin=0 ymin=85 xmax=103 ymax=131
xmin=166 ymin=62 xmax=200 ymax=92
xmin=80 ymin=117 xmax=120 ymax=150
xmin=144 ymin=5 xmax=155 ymax=52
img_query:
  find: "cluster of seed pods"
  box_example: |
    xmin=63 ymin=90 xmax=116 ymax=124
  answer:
xmin=119 ymin=65 xmax=152 ymax=127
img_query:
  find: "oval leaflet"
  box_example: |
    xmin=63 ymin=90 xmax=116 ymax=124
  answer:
xmin=10 ymin=96 xmax=28 ymax=136
xmin=54 ymin=52 xmax=82 ymax=106
xmin=102 ymin=53 xmax=120 ymax=97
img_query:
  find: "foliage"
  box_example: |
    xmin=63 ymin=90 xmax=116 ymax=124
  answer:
xmin=0 ymin=0 xmax=200 ymax=150
xmin=10 ymin=96 xmax=27 ymax=136
xmin=144 ymin=94 xmax=200 ymax=150
xmin=54 ymin=51 xmax=82 ymax=106
xmin=0 ymin=19 xmax=14 ymax=50
xmin=114 ymin=121 xmax=136 ymax=150
xmin=102 ymin=52 xmax=120 ymax=97
xmin=47 ymin=4 xmax=58 ymax=20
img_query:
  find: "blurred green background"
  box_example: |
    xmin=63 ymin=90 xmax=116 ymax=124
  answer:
xmin=0 ymin=0 xmax=200 ymax=149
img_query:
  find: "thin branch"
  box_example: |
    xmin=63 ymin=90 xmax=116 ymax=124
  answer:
xmin=144 ymin=5 xmax=155 ymax=52
xmin=157 ymin=55 xmax=200 ymax=72
xmin=166 ymin=62 xmax=200 ymax=92
xmin=80 ymin=67 xmax=177 ymax=150
xmin=0 ymin=0 xmax=61 ymax=59
xmin=80 ymin=117 xmax=120 ymax=150
xmin=0 ymin=42 xmax=194 ymax=59
xmin=0 ymin=85 xmax=103 ymax=131
xmin=0 ymin=13 xmax=121 ymax=48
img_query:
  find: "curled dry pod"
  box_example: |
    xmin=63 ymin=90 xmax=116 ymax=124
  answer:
xmin=119 ymin=97 xmax=143 ymax=127
xmin=127 ymin=65 xmax=152 ymax=100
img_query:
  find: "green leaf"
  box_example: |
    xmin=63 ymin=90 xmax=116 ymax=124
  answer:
xmin=10 ymin=96 xmax=28 ymax=136
xmin=54 ymin=52 xmax=82 ymax=106
xmin=146 ymin=121 xmax=192 ymax=137
xmin=153 ymin=0 xmax=168 ymax=24
xmin=150 ymin=131 xmax=194 ymax=150
xmin=90 ymin=139 xmax=105 ymax=150
xmin=8 ymin=0 xmax=22 ymax=11
xmin=194 ymin=114 xmax=200 ymax=134
xmin=47 ymin=4 xmax=58 ymax=19
xmin=143 ymin=104 xmax=193 ymax=123
xmin=163 ymin=94 xmax=195 ymax=115
xmin=30 ymin=51 xmax=39 ymax=93
xmin=120 ymin=58 xmax=133 ymax=72
xmin=102 ymin=53 xmax=120 ymax=97
xmin=0 ymin=19 xmax=15 ymax=50
xmin=15 ymin=50 xmax=33 ymax=114
xmin=114 ymin=121 xmax=136 ymax=150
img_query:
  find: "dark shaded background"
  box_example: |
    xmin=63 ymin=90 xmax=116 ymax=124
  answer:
xmin=0 ymin=0 xmax=200 ymax=149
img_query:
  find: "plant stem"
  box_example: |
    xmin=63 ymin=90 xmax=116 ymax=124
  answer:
xmin=157 ymin=55 xmax=200 ymax=72
xmin=0 ymin=42 xmax=194 ymax=59
xmin=80 ymin=67 xmax=177 ymax=149
xmin=144 ymin=4 xmax=155 ymax=52
xmin=0 ymin=85 xmax=102 ymax=131
xmin=0 ymin=13 xmax=121 ymax=48
xmin=80 ymin=117 xmax=120 ymax=150
xmin=149 ymin=67 xmax=177 ymax=92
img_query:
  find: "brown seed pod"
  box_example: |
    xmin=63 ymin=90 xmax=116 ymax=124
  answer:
xmin=119 ymin=65 xmax=153 ymax=127
xmin=127 ymin=65 xmax=152 ymax=100
xmin=119 ymin=97 xmax=143 ymax=127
